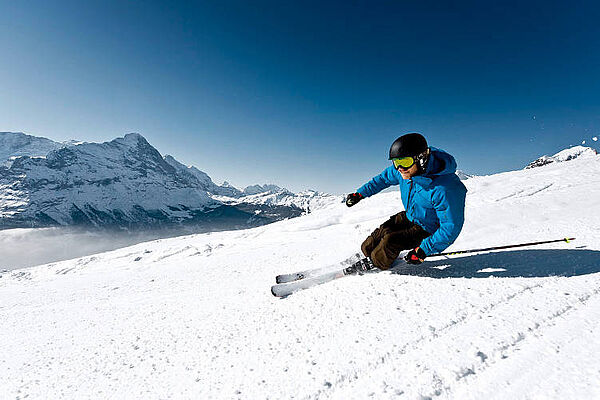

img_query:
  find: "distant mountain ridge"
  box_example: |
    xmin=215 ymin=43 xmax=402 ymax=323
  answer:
xmin=455 ymin=170 xmax=473 ymax=180
xmin=0 ymin=132 xmax=336 ymax=230
xmin=525 ymin=145 xmax=598 ymax=169
xmin=0 ymin=132 xmax=64 ymax=167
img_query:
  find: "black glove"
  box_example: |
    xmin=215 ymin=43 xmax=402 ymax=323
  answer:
xmin=405 ymin=247 xmax=427 ymax=264
xmin=345 ymin=192 xmax=363 ymax=207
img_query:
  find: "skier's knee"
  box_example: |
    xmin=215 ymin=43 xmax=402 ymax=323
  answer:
xmin=370 ymin=236 xmax=399 ymax=270
xmin=370 ymin=246 xmax=393 ymax=270
xmin=361 ymin=235 xmax=376 ymax=258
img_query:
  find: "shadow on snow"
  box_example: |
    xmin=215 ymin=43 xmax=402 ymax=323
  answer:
xmin=390 ymin=249 xmax=600 ymax=279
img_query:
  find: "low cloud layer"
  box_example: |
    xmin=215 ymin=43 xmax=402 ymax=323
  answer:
xmin=0 ymin=228 xmax=188 ymax=271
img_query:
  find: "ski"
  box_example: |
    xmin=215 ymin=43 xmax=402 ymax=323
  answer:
xmin=275 ymin=253 xmax=363 ymax=284
xmin=271 ymin=257 xmax=376 ymax=297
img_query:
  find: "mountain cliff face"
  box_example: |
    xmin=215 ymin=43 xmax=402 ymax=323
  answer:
xmin=0 ymin=132 xmax=63 ymax=167
xmin=525 ymin=145 xmax=598 ymax=169
xmin=0 ymin=132 xmax=336 ymax=230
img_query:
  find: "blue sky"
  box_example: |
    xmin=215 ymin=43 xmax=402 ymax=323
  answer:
xmin=1 ymin=1 xmax=599 ymax=193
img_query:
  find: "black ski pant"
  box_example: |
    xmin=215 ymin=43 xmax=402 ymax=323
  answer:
xmin=361 ymin=211 xmax=431 ymax=270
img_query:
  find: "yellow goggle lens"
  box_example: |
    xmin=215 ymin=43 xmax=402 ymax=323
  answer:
xmin=392 ymin=157 xmax=415 ymax=169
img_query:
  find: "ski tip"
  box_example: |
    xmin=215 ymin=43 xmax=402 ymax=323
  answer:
xmin=275 ymin=273 xmax=304 ymax=284
xmin=275 ymin=276 xmax=292 ymax=284
xmin=271 ymin=285 xmax=282 ymax=297
xmin=271 ymin=285 xmax=289 ymax=298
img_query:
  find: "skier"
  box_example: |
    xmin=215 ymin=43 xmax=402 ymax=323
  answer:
xmin=346 ymin=133 xmax=467 ymax=269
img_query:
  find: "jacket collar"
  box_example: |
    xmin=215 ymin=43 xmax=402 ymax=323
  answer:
xmin=410 ymin=147 xmax=457 ymax=188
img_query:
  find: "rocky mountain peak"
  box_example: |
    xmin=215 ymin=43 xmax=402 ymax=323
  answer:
xmin=0 ymin=132 xmax=63 ymax=166
xmin=243 ymin=184 xmax=286 ymax=195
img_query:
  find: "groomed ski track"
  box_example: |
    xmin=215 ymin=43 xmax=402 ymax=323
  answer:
xmin=1 ymin=155 xmax=600 ymax=399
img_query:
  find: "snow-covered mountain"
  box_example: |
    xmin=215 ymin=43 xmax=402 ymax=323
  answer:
xmin=1 ymin=147 xmax=600 ymax=399
xmin=0 ymin=132 xmax=336 ymax=230
xmin=0 ymin=131 xmax=64 ymax=167
xmin=525 ymin=145 xmax=598 ymax=169
xmin=456 ymin=169 xmax=474 ymax=180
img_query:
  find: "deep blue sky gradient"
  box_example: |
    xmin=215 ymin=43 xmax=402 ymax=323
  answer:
xmin=2 ymin=1 xmax=599 ymax=193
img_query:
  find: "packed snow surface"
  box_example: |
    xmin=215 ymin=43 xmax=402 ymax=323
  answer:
xmin=2 ymin=155 xmax=600 ymax=399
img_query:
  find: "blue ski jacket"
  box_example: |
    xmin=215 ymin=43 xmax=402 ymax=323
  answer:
xmin=356 ymin=147 xmax=467 ymax=256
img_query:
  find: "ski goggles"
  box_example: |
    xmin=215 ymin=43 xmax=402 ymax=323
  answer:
xmin=392 ymin=156 xmax=416 ymax=169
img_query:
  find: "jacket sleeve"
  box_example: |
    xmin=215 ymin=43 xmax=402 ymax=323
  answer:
xmin=356 ymin=166 xmax=400 ymax=197
xmin=419 ymin=184 xmax=466 ymax=255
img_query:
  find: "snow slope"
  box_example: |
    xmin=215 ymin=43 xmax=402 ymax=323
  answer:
xmin=1 ymin=154 xmax=600 ymax=399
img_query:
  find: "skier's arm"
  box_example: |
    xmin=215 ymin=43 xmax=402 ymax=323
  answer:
xmin=419 ymin=185 xmax=466 ymax=255
xmin=356 ymin=166 xmax=399 ymax=198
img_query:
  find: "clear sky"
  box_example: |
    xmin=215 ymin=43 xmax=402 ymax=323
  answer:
xmin=2 ymin=1 xmax=599 ymax=194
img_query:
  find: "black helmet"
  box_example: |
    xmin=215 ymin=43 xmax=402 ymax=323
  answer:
xmin=388 ymin=133 xmax=428 ymax=159
xmin=389 ymin=133 xmax=430 ymax=172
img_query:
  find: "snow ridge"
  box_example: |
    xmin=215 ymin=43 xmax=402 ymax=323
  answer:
xmin=525 ymin=145 xmax=598 ymax=169
xmin=456 ymin=169 xmax=474 ymax=180
xmin=0 ymin=131 xmax=64 ymax=168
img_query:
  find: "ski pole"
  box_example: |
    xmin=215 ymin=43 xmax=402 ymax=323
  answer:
xmin=429 ymin=237 xmax=575 ymax=257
